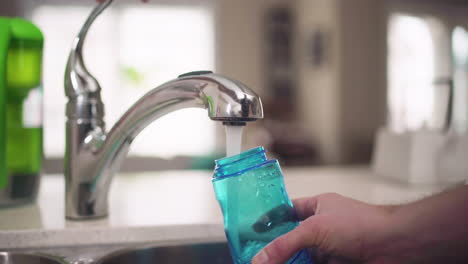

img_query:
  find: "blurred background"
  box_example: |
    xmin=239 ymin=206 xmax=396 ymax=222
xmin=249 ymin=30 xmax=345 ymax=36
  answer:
xmin=1 ymin=0 xmax=468 ymax=173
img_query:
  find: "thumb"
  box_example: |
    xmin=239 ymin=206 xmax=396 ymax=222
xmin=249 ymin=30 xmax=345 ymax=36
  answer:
xmin=252 ymin=218 xmax=324 ymax=264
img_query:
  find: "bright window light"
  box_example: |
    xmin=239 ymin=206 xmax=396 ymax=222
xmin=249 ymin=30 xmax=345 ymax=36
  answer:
xmin=452 ymin=26 xmax=468 ymax=133
xmin=452 ymin=26 xmax=468 ymax=66
xmin=32 ymin=4 xmax=215 ymax=158
xmin=387 ymin=14 xmax=435 ymax=132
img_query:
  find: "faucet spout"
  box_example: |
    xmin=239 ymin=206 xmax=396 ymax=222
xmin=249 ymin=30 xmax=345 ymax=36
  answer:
xmin=66 ymin=73 xmax=263 ymax=219
xmin=64 ymin=1 xmax=263 ymax=219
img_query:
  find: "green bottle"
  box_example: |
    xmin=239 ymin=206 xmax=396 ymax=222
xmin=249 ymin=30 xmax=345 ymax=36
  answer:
xmin=0 ymin=17 xmax=43 ymax=207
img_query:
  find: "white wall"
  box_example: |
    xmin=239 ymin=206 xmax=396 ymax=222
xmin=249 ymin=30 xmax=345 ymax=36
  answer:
xmin=295 ymin=0 xmax=387 ymax=164
xmin=215 ymin=0 xmax=388 ymax=164
xmin=295 ymin=0 xmax=343 ymax=164
xmin=338 ymin=0 xmax=387 ymax=163
xmin=214 ymin=0 xmax=285 ymax=151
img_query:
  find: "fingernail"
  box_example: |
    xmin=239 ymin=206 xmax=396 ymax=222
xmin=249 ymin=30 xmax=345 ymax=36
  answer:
xmin=253 ymin=250 xmax=269 ymax=264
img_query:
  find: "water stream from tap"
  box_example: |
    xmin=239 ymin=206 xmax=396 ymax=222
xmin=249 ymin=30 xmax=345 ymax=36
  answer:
xmin=225 ymin=125 xmax=244 ymax=157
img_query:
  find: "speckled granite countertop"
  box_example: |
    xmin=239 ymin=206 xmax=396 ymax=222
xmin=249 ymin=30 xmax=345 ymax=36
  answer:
xmin=0 ymin=167 xmax=452 ymax=249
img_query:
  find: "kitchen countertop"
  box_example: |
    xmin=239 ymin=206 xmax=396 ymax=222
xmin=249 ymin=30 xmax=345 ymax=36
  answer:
xmin=0 ymin=166 xmax=456 ymax=249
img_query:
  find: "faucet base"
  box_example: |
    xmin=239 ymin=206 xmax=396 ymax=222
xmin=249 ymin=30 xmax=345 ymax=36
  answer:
xmin=66 ymin=181 xmax=109 ymax=220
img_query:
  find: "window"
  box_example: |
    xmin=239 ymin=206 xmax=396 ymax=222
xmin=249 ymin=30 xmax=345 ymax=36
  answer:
xmin=387 ymin=14 xmax=436 ymax=132
xmin=451 ymin=26 xmax=468 ymax=133
xmin=31 ymin=2 xmax=216 ymax=159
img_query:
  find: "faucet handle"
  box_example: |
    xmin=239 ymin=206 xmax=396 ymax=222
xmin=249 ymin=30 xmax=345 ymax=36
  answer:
xmin=178 ymin=70 xmax=214 ymax=78
xmin=64 ymin=0 xmax=112 ymax=121
xmin=64 ymin=0 xmax=113 ymax=98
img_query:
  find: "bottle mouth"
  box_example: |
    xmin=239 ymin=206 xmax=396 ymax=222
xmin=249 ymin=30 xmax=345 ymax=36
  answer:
xmin=213 ymin=146 xmax=271 ymax=180
xmin=215 ymin=146 xmax=265 ymax=166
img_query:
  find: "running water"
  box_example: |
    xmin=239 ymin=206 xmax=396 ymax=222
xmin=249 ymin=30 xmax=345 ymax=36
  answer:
xmin=225 ymin=125 xmax=244 ymax=157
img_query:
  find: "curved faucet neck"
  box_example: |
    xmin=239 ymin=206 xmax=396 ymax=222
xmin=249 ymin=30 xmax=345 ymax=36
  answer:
xmin=64 ymin=0 xmax=263 ymax=220
xmin=65 ymin=74 xmax=263 ymax=219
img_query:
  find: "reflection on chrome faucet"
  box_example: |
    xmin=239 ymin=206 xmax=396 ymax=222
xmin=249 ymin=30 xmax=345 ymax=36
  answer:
xmin=64 ymin=0 xmax=263 ymax=220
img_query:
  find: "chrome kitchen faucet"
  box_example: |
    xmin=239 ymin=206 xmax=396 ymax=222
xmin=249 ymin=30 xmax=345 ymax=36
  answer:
xmin=64 ymin=0 xmax=263 ymax=219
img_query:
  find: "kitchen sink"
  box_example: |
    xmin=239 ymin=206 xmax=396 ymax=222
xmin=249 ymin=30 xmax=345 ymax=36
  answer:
xmin=96 ymin=242 xmax=233 ymax=264
xmin=1 ymin=241 xmax=233 ymax=264
xmin=0 ymin=252 xmax=66 ymax=264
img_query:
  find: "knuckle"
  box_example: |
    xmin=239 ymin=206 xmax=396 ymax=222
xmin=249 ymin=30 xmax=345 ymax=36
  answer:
xmin=301 ymin=216 xmax=330 ymax=247
xmin=264 ymin=234 xmax=292 ymax=260
xmin=267 ymin=238 xmax=285 ymax=257
xmin=261 ymin=244 xmax=277 ymax=261
xmin=319 ymin=193 xmax=341 ymax=200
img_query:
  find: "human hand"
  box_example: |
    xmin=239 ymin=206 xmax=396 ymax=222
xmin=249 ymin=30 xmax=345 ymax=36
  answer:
xmin=252 ymin=193 xmax=395 ymax=264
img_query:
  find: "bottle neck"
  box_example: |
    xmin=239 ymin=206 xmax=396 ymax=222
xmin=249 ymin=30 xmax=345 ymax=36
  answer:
xmin=213 ymin=146 xmax=269 ymax=180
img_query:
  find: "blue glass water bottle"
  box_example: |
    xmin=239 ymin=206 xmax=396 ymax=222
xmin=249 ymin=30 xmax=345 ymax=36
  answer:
xmin=213 ymin=147 xmax=314 ymax=264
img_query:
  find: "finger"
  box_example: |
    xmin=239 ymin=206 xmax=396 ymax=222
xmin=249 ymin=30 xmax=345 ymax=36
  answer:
xmin=292 ymin=196 xmax=319 ymax=220
xmin=252 ymin=227 xmax=305 ymax=264
xmin=252 ymin=219 xmax=322 ymax=264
